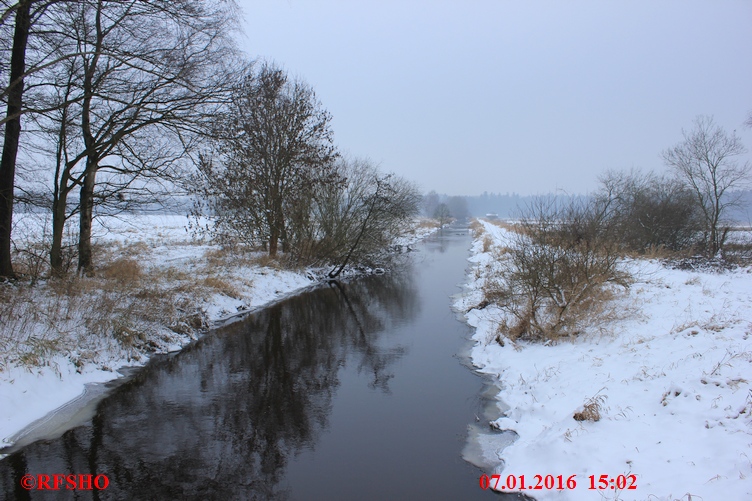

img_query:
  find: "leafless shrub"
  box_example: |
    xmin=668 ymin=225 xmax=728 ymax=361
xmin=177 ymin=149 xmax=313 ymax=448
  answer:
xmin=596 ymin=169 xmax=702 ymax=254
xmin=484 ymin=197 xmax=631 ymax=342
xmin=13 ymin=240 xmax=49 ymax=285
xmin=308 ymin=158 xmax=422 ymax=277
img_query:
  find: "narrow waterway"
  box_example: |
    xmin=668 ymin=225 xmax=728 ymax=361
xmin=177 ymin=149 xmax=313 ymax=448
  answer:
xmin=0 ymin=226 xmax=518 ymax=500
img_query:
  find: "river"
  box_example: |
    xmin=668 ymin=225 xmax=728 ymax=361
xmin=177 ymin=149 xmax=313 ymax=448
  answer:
xmin=0 ymin=225 xmax=524 ymax=500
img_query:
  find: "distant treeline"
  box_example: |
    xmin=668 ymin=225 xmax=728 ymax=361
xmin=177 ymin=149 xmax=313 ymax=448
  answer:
xmin=425 ymin=190 xmax=752 ymax=223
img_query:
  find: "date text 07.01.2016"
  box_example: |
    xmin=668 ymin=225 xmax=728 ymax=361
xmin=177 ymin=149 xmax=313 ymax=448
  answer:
xmin=479 ymin=473 xmax=637 ymax=492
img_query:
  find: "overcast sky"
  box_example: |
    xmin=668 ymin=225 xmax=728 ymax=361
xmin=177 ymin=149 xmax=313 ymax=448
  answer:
xmin=236 ymin=0 xmax=752 ymax=196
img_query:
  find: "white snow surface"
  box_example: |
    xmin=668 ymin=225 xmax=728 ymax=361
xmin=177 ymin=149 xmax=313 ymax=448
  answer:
xmin=1 ymin=213 xmax=436 ymax=453
xmin=456 ymin=220 xmax=752 ymax=500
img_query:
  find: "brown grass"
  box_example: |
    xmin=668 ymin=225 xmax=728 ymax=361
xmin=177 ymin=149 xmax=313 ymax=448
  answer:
xmin=202 ymin=245 xmax=262 ymax=269
xmin=482 ymin=235 xmax=493 ymax=253
xmin=573 ymin=392 xmax=608 ymax=422
xmin=98 ymin=257 xmax=143 ymax=283
xmin=248 ymin=253 xmax=284 ymax=270
xmin=486 ymin=219 xmax=515 ymax=231
xmin=0 ymin=223 xmax=299 ymax=372
xmin=468 ymin=219 xmax=484 ymax=234
xmin=154 ymin=266 xmax=190 ymax=282
xmin=0 ymin=250 xmax=214 ymax=372
xmin=417 ymin=218 xmax=438 ymax=229
xmin=620 ymin=244 xmax=689 ymax=261
xmin=201 ymin=276 xmax=241 ymax=299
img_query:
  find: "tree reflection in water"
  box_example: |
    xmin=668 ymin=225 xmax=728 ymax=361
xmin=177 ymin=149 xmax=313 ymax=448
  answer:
xmin=0 ymin=271 xmax=418 ymax=500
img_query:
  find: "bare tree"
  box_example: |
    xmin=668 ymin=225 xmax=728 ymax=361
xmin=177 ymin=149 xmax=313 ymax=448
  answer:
xmin=0 ymin=0 xmax=91 ymax=277
xmin=422 ymin=190 xmax=439 ymax=218
xmin=27 ymin=0 xmax=240 ymax=274
xmin=446 ymin=195 xmax=469 ymax=221
xmin=595 ymin=169 xmax=701 ymax=252
xmin=195 ymin=63 xmax=337 ymax=258
xmin=311 ymin=158 xmax=422 ymax=278
xmin=433 ymin=202 xmax=451 ymax=228
xmin=0 ymin=0 xmax=32 ymax=277
xmin=662 ymin=116 xmax=751 ymax=256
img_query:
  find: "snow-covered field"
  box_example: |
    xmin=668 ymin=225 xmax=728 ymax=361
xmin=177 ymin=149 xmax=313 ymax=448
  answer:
xmin=456 ymin=220 xmax=752 ymax=500
xmin=0 ymin=213 xmax=436 ymax=455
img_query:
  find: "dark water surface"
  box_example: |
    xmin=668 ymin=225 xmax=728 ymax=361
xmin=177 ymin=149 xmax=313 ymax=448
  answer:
xmin=0 ymin=227 xmax=511 ymax=500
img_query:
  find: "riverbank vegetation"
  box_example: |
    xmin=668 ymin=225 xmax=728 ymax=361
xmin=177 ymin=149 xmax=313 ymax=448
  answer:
xmin=459 ymin=218 xmax=752 ymax=499
xmin=1 ymin=2 xmax=421 ymax=284
xmin=0 ymin=1 xmax=424 ymax=372
xmin=476 ymin=116 xmax=750 ymax=343
xmin=187 ymin=63 xmax=421 ymax=274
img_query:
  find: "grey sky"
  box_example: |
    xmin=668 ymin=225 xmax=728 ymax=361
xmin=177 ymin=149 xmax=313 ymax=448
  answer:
xmin=236 ymin=0 xmax=752 ymax=196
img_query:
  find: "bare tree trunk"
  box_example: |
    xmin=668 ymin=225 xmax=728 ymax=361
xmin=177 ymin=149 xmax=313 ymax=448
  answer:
xmin=0 ymin=0 xmax=31 ymax=278
xmin=50 ymin=192 xmax=68 ymax=274
xmin=78 ymin=159 xmax=97 ymax=273
xmin=76 ymin=0 xmax=103 ymax=274
xmin=50 ymin=160 xmax=76 ymax=276
xmin=268 ymin=227 xmax=279 ymax=257
xmin=50 ymin=74 xmax=75 ymax=275
xmin=268 ymin=202 xmax=279 ymax=257
xmin=267 ymin=190 xmax=284 ymax=257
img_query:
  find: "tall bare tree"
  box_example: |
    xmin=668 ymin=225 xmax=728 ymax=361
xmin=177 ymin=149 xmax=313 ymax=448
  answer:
xmin=0 ymin=0 xmax=88 ymax=277
xmin=0 ymin=0 xmax=32 ymax=277
xmin=27 ymin=0 xmax=240 ymax=273
xmin=433 ymin=203 xmax=451 ymax=228
xmin=662 ymin=115 xmax=751 ymax=256
xmin=196 ymin=63 xmax=338 ymax=258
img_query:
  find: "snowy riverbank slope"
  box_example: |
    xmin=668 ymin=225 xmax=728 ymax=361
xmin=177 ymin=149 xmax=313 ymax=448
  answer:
xmin=1 ymin=213 xmax=436 ymax=453
xmin=456 ymin=220 xmax=752 ymax=501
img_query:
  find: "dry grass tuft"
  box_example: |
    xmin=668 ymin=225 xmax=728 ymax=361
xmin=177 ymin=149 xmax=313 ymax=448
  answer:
xmin=122 ymin=241 xmax=150 ymax=256
xmin=573 ymin=392 xmax=608 ymax=422
xmin=98 ymin=257 xmax=143 ymax=283
xmin=468 ymin=219 xmax=484 ymax=235
xmin=201 ymin=276 xmax=241 ymax=299
xmin=481 ymin=235 xmax=494 ymax=253
xmin=249 ymin=253 xmax=283 ymax=270
xmin=202 ymin=245 xmax=262 ymax=269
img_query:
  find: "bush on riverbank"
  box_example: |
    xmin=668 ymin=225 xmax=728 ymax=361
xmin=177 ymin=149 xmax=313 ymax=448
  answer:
xmin=480 ymin=198 xmax=631 ymax=342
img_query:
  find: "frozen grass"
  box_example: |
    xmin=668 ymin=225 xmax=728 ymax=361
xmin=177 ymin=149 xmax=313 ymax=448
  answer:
xmin=1 ymin=213 xmax=321 ymax=373
xmin=457 ymin=219 xmax=752 ymax=500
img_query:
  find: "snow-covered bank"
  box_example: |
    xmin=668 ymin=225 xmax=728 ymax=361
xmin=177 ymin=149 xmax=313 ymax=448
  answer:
xmin=1 ymin=213 xmax=437 ymax=454
xmin=457 ymin=220 xmax=752 ymax=500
